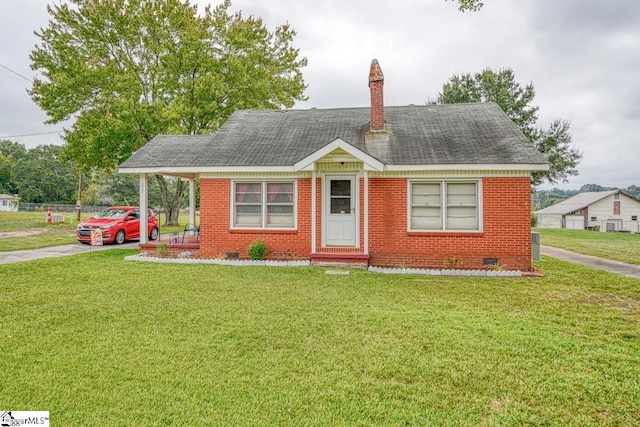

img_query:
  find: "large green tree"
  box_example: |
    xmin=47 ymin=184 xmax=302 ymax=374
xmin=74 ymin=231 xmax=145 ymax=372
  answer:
xmin=82 ymin=170 xmax=162 ymax=207
xmin=0 ymin=140 xmax=28 ymax=195
xmin=12 ymin=145 xmax=79 ymax=203
xmin=30 ymin=0 xmax=307 ymax=224
xmin=435 ymin=68 xmax=582 ymax=186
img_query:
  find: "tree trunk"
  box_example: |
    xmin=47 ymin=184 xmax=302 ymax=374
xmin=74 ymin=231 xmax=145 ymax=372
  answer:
xmin=155 ymin=174 xmax=187 ymax=226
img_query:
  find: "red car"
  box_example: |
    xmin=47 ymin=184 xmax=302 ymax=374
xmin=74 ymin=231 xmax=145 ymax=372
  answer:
xmin=76 ymin=206 xmax=159 ymax=244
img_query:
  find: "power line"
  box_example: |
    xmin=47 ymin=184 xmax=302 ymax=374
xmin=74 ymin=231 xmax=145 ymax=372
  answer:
xmin=0 ymin=131 xmax=64 ymax=138
xmin=0 ymin=62 xmax=34 ymax=84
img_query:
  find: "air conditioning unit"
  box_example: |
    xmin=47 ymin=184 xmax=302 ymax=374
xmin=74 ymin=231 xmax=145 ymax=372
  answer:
xmin=531 ymin=232 xmax=540 ymax=261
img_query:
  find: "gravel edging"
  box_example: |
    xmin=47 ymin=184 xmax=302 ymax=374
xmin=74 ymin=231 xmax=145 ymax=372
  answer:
xmin=368 ymin=266 xmax=522 ymax=277
xmin=125 ymin=254 xmax=523 ymax=276
xmin=124 ymin=254 xmax=310 ymax=267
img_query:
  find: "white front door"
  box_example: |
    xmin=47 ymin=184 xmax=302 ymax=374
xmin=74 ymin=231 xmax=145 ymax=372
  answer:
xmin=325 ymin=176 xmax=357 ymax=246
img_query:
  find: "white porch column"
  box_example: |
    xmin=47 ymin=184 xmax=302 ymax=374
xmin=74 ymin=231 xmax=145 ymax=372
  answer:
xmin=311 ymin=170 xmax=316 ymax=253
xmin=139 ymin=173 xmax=148 ymax=244
xmin=364 ymin=170 xmax=369 ymax=255
xmin=189 ymin=178 xmax=196 ymax=230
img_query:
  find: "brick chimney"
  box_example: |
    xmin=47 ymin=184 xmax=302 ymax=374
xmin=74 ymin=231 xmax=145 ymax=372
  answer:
xmin=369 ymin=59 xmax=385 ymax=131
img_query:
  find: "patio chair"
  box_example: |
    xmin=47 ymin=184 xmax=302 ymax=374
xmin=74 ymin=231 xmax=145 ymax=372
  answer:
xmin=182 ymin=224 xmax=200 ymax=243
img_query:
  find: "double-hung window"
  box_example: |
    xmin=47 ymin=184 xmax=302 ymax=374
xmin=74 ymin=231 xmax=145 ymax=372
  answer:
xmin=233 ymin=181 xmax=295 ymax=228
xmin=410 ymin=181 xmax=480 ymax=231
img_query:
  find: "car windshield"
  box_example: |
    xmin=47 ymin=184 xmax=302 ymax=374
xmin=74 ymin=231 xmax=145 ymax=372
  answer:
xmin=94 ymin=209 xmax=127 ymax=219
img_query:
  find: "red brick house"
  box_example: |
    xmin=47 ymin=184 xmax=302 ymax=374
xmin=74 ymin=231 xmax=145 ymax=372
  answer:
xmin=119 ymin=60 xmax=548 ymax=271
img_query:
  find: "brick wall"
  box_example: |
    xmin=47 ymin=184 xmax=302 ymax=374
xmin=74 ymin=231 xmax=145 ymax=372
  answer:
xmin=199 ymin=176 xmax=533 ymax=270
xmin=199 ymin=178 xmax=312 ymax=260
xmin=367 ymin=177 xmax=532 ymax=270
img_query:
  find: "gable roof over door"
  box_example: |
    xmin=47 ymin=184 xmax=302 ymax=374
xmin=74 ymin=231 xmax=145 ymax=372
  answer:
xmin=119 ymin=102 xmax=548 ymax=174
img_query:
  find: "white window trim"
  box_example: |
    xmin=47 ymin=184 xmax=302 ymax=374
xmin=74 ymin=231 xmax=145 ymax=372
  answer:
xmin=407 ymin=179 xmax=483 ymax=232
xmin=321 ymin=173 xmax=360 ymax=248
xmin=230 ymin=180 xmax=297 ymax=230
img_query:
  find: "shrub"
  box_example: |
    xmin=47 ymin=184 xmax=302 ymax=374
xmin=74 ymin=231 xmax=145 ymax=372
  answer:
xmin=155 ymin=243 xmax=170 ymax=257
xmin=247 ymin=239 xmax=268 ymax=260
xmin=443 ymin=256 xmax=463 ymax=269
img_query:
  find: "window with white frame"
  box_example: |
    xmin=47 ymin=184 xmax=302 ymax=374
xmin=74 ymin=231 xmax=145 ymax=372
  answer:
xmin=410 ymin=181 xmax=479 ymax=231
xmin=233 ymin=181 xmax=295 ymax=228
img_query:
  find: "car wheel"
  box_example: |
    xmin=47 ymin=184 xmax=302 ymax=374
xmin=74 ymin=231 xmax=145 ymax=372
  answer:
xmin=115 ymin=229 xmax=126 ymax=245
xmin=149 ymin=227 xmax=159 ymax=241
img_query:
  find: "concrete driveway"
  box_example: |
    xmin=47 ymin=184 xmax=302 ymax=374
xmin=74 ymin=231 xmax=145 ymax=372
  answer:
xmin=541 ymin=245 xmax=640 ymax=279
xmin=0 ymin=241 xmax=139 ymax=264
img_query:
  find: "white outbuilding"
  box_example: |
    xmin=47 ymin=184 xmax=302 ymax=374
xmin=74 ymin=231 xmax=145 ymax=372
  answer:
xmin=535 ymin=190 xmax=640 ymax=233
xmin=0 ymin=194 xmax=19 ymax=212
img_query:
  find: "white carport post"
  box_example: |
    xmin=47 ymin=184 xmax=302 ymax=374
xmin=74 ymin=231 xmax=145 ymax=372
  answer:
xmin=139 ymin=173 xmax=148 ymax=244
xmin=311 ymin=170 xmax=317 ymax=253
xmin=188 ymin=178 xmax=196 ymax=230
xmin=364 ymin=170 xmax=369 ymax=255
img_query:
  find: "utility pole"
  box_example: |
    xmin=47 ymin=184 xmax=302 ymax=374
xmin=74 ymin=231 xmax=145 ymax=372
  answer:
xmin=76 ymin=173 xmax=83 ymax=222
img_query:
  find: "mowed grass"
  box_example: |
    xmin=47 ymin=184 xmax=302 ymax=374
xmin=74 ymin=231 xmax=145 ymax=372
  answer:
xmin=536 ymin=227 xmax=640 ymax=265
xmin=0 ymin=211 xmax=189 ymax=251
xmin=1 ymin=251 xmax=638 ymax=426
xmin=0 ymin=211 xmax=89 ymax=250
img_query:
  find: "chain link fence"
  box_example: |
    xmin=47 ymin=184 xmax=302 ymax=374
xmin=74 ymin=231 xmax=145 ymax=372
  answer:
xmin=18 ymin=202 xmax=108 ymax=213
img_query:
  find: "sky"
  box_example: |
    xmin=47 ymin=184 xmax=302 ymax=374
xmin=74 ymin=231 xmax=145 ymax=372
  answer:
xmin=1 ymin=0 xmax=638 ymax=190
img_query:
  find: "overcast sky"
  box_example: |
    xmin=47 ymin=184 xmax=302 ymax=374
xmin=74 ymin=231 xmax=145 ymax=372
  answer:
xmin=1 ymin=0 xmax=638 ymax=189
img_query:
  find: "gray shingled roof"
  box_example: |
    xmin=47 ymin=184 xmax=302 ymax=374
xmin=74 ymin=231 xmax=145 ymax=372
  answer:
xmin=535 ymin=191 xmax=619 ymax=215
xmin=119 ymin=102 xmax=548 ymax=169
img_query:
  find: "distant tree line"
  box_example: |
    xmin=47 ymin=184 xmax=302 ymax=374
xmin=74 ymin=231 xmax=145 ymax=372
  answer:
xmin=533 ymin=185 xmax=640 ymax=211
xmin=0 ymin=139 xmax=167 ymax=208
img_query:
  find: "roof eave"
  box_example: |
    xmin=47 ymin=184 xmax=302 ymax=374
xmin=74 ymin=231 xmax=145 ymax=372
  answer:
xmin=385 ymin=163 xmax=550 ymax=172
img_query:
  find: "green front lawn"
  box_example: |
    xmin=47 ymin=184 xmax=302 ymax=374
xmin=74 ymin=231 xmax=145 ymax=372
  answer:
xmin=1 ymin=252 xmax=638 ymax=426
xmin=536 ymin=227 xmax=640 ymax=265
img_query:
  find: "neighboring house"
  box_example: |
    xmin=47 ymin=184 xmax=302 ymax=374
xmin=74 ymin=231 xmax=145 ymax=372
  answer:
xmin=536 ymin=190 xmax=640 ymax=233
xmin=0 ymin=194 xmax=19 ymax=212
xmin=119 ymin=60 xmax=548 ymax=271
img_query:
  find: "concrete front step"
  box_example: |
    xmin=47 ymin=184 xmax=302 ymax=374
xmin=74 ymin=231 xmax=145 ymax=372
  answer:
xmin=310 ymin=252 xmax=370 ymax=269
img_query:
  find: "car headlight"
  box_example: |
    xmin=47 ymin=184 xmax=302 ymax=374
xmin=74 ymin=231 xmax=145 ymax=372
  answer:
xmin=100 ymin=223 xmax=117 ymax=230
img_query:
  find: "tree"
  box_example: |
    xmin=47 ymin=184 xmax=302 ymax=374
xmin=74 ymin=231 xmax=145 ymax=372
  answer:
xmin=536 ymin=119 xmax=582 ymax=185
xmin=0 ymin=140 xmax=28 ymax=159
xmin=0 ymin=140 xmax=27 ymax=195
xmin=448 ymin=0 xmax=484 ymax=12
xmin=83 ymin=169 xmax=163 ymax=207
xmin=12 ymin=145 xmax=79 ymax=203
xmin=435 ymin=68 xmax=582 ymax=186
xmin=0 ymin=154 xmax=12 ymax=194
xmin=624 ymin=185 xmax=640 ymax=200
xmin=30 ymin=0 xmax=307 ymax=224
xmin=579 ymin=184 xmax=616 ymax=193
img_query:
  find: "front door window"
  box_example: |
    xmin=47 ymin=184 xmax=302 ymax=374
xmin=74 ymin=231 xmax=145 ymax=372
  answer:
xmin=330 ymin=180 xmax=352 ymax=214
